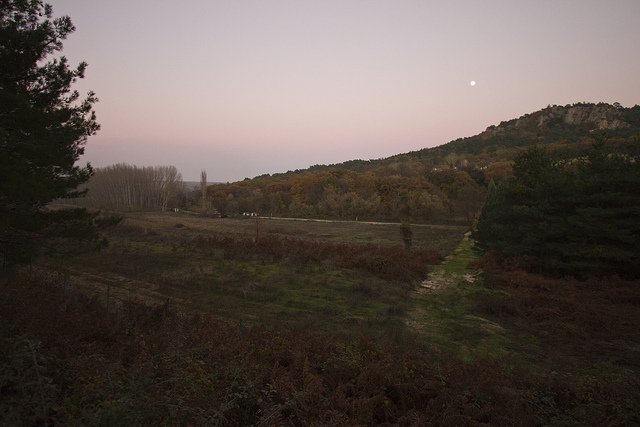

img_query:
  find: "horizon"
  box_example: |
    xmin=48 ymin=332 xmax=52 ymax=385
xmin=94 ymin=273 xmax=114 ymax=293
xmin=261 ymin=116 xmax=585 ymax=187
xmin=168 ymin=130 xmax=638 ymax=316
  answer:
xmin=48 ymin=1 xmax=640 ymax=182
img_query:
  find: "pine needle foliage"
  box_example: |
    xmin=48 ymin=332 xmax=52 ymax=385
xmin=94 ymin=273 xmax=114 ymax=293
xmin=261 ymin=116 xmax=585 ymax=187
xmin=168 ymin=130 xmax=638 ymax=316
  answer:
xmin=473 ymin=139 xmax=640 ymax=278
xmin=1 ymin=1 xmax=107 ymax=262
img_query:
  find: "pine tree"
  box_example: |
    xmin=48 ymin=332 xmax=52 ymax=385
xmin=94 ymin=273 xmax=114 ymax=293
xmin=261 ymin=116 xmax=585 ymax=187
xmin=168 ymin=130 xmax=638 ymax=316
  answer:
xmin=473 ymin=142 xmax=640 ymax=278
xmin=1 ymin=1 xmax=106 ymax=263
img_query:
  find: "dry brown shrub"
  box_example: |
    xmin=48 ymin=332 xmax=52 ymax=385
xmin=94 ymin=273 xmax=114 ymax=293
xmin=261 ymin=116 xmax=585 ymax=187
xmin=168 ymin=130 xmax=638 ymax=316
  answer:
xmin=471 ymin=253 xmax=640 ymax=369
xmin=4 ymin=270 xmax=637 ymax=425
xmin=189 ymin=233 xmax=442 ymax=281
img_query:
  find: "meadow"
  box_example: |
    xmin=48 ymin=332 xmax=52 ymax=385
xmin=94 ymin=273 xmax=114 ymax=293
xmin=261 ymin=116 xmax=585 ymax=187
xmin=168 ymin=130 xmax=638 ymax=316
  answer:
xmin=39 ymin=213 xmax=465 ymax=339
xmin=2 ymin=212 xmax=639 ymax=425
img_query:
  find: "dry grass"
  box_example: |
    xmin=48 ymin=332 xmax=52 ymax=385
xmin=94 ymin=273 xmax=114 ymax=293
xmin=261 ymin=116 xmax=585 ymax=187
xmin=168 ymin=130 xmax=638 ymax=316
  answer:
xmin=123 ymin=211 xmax=469 ymax=256
xmin=2 ymin=274 xmax=638 ymax=425
xmin=470 ymin=253 xmax=640 ymax=370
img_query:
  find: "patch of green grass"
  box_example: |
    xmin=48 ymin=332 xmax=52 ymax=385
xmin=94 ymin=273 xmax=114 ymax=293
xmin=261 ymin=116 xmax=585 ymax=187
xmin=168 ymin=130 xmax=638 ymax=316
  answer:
xmin=409 ymin=233 xmax=538 ymax=362
xmin=412 ymin=281 xmax=536 ymax=361
xmin=49 ymin=234 xmax=415 ymax=340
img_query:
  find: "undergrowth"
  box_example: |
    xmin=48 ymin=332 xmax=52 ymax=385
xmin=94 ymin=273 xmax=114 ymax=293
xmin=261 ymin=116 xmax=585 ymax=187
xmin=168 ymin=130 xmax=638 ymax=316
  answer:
xmin=470 ymin=253 xmax=640 ymax=371
xmin=41 ymin=219 xmax=441 ymax=338
xmin=2 ymin=274 xmax=639 ymax=425
xmin=188 ymin=233 xmax=442 ymax=282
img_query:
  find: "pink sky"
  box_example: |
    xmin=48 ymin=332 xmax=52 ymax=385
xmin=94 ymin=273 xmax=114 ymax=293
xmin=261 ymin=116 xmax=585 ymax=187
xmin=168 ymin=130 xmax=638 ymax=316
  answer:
xmin=49 ymin=1 xmax=640 ymax=182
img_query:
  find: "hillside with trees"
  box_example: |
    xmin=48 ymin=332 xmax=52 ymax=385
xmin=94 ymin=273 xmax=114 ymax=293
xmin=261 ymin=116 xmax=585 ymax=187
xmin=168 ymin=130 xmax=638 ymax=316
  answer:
xmin=65 ymin=102 xmax=639 ymax=226
xmin=190 ymin=102 xmax=639 ymax=225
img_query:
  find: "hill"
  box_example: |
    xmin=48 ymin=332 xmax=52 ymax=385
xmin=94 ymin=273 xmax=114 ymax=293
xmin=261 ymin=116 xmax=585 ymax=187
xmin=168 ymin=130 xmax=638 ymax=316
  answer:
xmin=401 ymin=102 xmax=640 ymax=164
xmin=194 ymin=102 xmax=638 ymax=224
xmin=299 ymin=102 xmax=640 ymax=174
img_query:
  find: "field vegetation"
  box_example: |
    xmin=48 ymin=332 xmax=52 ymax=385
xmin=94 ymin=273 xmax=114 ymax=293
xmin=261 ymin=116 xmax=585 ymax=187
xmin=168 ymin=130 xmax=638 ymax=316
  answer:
xmin=35 ymin=214 xmax=456 ymax=336
xmin=2 ymin=214 xmax=639 ymax=425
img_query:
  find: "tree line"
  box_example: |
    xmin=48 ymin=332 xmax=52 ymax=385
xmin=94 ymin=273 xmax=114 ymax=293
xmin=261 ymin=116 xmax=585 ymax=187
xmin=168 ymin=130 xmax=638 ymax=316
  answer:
xmin=69 ymin=164 xmax=185 ymax=211
xmin=64 ymin=161 xmax=490 ymax=225
xmin=197 ymin=165 xmax=488 ymax=224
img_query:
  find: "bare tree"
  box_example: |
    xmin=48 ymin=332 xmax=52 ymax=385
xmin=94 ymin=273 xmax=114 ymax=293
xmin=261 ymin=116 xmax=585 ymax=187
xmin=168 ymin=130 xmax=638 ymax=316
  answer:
xmin=67 ymin=164 xmax=184 ymax=211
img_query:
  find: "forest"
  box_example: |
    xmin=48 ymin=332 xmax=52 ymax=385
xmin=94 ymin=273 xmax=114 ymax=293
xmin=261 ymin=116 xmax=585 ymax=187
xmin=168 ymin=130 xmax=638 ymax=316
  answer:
xmin=474 ymin=140 xmax=640 ymax=279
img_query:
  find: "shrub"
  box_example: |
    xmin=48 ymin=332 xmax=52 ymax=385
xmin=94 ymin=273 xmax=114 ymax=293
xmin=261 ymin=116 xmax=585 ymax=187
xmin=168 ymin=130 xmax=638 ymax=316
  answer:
xmin=190 ymin=233 xmax=442 ymax=282
xmin=2 ymin=275 xmax=639 ymax=425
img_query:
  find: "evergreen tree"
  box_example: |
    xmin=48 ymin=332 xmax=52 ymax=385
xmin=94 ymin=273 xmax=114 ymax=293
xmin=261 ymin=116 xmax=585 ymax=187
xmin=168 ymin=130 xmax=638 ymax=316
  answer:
xmin=563 ymin=141 xmax=640 ymax=276
xmin=473 ymin=142 xmax=640 ymax=278
xmin=1 ymin=1 xmax=106 ymax=262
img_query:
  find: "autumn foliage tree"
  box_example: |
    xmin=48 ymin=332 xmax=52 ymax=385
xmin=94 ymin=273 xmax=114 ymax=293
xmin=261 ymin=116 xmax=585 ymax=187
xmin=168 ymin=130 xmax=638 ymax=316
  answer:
xmin=200 ymin=167 xmax=481 ymax=224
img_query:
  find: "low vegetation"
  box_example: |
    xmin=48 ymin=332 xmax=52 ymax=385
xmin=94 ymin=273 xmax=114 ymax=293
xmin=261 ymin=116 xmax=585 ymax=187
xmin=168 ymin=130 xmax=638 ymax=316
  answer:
xmin=3 ymin=265 xmax=639 ymax=425
xmin=2 ymin=215 xmax=639 ymax=425
xmin=36 ymin=216 xmax=450 ymax=336
xmin=470 ymin=253 xmax=640 ymax=369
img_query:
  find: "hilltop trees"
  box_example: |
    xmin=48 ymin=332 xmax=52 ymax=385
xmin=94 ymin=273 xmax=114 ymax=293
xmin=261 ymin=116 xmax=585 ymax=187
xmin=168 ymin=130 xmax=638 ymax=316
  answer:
xmin=473 ymin=141 xmax=640 ymax=278
xmin=1 ymin=1 xmax=103 ymax=261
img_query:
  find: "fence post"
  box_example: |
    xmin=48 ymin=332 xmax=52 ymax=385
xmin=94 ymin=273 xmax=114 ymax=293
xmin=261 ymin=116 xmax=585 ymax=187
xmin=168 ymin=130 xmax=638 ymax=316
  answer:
xmin=106 ymin=282 xmax=111 ymax=319
xmin=239 ymin=318 xmax=243 ymax=339
xmin=63 ymin=270 xmax=68 ymax=296
xmin=166 ymin=298 xmax=171 ymax=317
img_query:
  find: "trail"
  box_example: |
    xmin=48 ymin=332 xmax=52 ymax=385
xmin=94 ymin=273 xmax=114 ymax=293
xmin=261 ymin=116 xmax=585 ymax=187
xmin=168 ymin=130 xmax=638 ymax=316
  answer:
xmin=405 ymin=232 xmax=506 ymax=348
xmin=415 ymin=232 xmax=478 ymax=294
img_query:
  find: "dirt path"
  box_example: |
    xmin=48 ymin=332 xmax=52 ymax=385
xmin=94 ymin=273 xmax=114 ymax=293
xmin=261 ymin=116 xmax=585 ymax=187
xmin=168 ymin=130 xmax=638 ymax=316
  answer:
xmin=405 ymin=233 xmax=507 ymax=352
xmin=415 ymin=232 xmax=478 ymax=294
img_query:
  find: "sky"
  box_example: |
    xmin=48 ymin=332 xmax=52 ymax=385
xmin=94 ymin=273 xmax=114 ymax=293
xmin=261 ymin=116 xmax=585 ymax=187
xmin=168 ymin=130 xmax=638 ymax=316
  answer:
xmin=49 ymin=0 xmax=640 ymax=183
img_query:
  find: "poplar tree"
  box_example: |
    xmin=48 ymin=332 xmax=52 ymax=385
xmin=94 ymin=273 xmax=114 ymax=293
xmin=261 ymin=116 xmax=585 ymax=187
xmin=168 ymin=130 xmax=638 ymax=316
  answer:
xmin=200 ymin=170 xmax=208 ymax=213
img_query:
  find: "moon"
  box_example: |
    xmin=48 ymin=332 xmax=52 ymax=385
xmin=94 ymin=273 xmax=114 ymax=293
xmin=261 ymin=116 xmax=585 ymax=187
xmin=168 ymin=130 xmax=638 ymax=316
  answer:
xmin=470 ymin=81 xmax=476 ymax=86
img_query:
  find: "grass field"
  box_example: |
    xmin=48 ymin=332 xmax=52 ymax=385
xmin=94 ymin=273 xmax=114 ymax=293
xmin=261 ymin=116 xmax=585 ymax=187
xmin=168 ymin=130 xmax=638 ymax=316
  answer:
xmin=4 ymin=212 xmax=639 ymax=425
xmin=39 ymin=213 xmax=468 ymax=342
xmin=122 ymin=211 xmax=468 ymax=254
